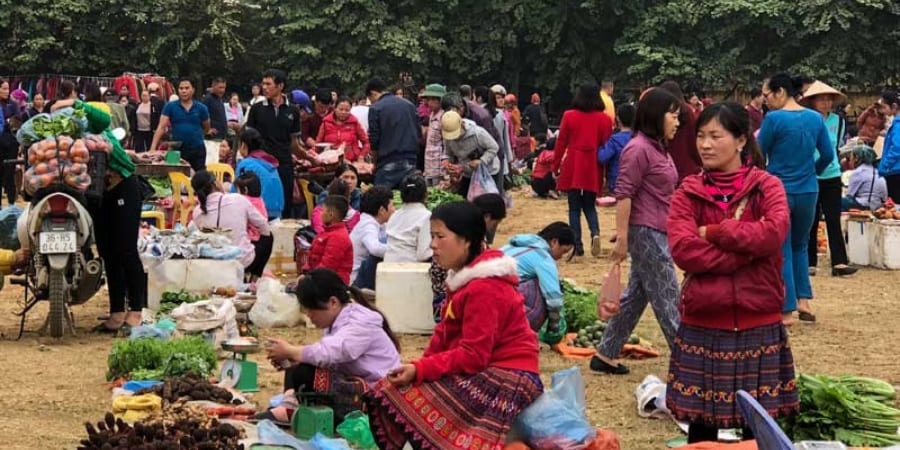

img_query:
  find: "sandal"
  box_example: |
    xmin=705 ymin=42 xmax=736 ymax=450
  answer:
xmin=92 ymin=322 xmax=121 ymax=334
xmin=590 ymin=355 xmax=630 ymax=375
xmin=798 ymin=311 xmax=817 ymax=323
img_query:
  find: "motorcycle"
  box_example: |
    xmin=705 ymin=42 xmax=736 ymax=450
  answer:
xmin=7 ymin=160 xmax=105 ymax=339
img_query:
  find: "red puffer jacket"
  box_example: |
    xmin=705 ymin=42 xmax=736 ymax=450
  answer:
xmin=316 ymin=112 xmax=371 ymax=162
xmin=667 ymin=167 xmax=790 ymax=331
xmin=413 ymin=249 xmax=540 ymax=383
xmin=303 ymin=222 xmax=353 ymax=284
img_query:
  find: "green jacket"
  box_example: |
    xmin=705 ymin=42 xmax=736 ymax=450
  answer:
xmin=76 ymin=100 xmax=136 ymax=178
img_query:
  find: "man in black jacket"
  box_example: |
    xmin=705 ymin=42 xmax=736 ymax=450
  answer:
xmin=202 ymin=77 xmax=228 ymax=140
xmin=366 ymin=78 xmax=422 ymax=189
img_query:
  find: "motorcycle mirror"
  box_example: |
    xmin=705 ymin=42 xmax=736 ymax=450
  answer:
xmin=111 ymin=128 xmax=126 ymax=141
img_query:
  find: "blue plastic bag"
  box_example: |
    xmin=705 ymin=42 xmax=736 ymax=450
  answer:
xmin=513 ymin=366 xmax=595 ymax=446
xmin=309 ymin=433 xmax=351 ymax=450
xmin=257 ymin=420 xmax=316 ymax=450
xmin=467 ymin=162 xmax=499 ymax=202
xmin=0 ymin=206 xmax=23 ymax=250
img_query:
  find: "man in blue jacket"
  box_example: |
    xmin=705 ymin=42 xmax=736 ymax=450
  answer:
xmin=365 ymin=78 xmax=422 ymax=189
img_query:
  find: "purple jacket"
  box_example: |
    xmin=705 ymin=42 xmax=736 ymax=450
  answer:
xmin=614 ymin=131 xmax=678 ymax=233
xmin=300 ymin=303 xmax=401 ymax=386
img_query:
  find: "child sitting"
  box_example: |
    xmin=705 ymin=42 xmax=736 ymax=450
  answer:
xmin=235 ymin=171 xmax=273 ymax=281
xmin=234 ymin=127 xmax=284 ymax=219
xmin=311 ymin=179 xmax=361 ymax=234
xmin=262 ymin=268 xmax=401 ymax=425
xmin=598 ymin=103 xmax=636 ymax=194
xmin=304 ymin=195 xmax=354 ymax=283
xmin=384 ymin=175 xmax=432 ymax=263
xmin=218 ymin=140 xmax=234 ymax=167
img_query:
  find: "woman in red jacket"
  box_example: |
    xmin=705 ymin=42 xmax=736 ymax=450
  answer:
xmin=553 ymin=83 xmax=613 ymax=257
xmin=370 ymin=201 xmax=542 ymax=450
xmin=316 ymin=96 xmax=371 ymax=162
xmin=666 ymin=102 xmax=798 ymax=444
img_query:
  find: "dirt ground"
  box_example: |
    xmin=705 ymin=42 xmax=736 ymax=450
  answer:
xmin=1 ymin=189 xmax=898 ymax=450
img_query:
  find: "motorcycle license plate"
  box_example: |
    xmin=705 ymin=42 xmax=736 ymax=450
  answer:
xmin=39 ymin=231 xmax=77 ymax=254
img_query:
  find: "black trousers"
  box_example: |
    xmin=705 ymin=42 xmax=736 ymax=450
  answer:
xmin=246 ymin=234 xmax=274 ymax=277
xmin=277 ymin=163 xmax=295 ymax=219
xmin=808 ymin=177 xmax=848 ymax=267
xmin=94 ymin=176 xmax=147 ymax=313
xmin=0 ymin=143 xmax=18 ymax=205
xmin=531 ymin=173 xmax=555 ymax=197
xmin=283 ymin=363 xmax=318 ymax=392
xmin=133 ymin=130 xmax=153 ymax=153
xmin=886 ymin=174 xmax=900 ymax=204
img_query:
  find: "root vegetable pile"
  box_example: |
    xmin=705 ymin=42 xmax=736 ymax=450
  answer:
xmin=137 ymin=373 xmax=237 ymax=405
xmin=78 ymin=410 xmax=244 ymax=450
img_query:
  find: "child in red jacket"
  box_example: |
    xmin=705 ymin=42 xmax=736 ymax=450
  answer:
xmin=303 ymin=195 xmax=353 ymax=283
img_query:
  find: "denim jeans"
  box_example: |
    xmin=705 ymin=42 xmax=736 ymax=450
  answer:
xmin=374 ymin=160 xmax=416 ymax=190
xmin=352 ymin=255 xmax=381 ymax=290
xmin=567 ymin=190 xmax=599 ymax=252
xmin=782 ymin=192 xmax=818 ymax=313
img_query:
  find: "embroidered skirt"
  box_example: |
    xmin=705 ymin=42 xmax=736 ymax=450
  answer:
xmin=369 ymin=368 xmax=543 ymax=450
xmin=666 ymin=322 xmax=799 ymax=428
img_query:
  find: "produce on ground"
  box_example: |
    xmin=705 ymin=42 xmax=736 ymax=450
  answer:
xmin=572 ymin=319 xmax=640 ymax=349
xmin=78 ymin=408 xmax=244 ymax=450
xmin=137 ymin=373 xmax=238 ymax=405
xmin=393 ymin=188 xmax=464 ymax=210
xmin=509 ymin=168 xmax=532 ymax=189
xmin=107 ymin=336 xmax=217 ymax=381
xmin=159 ymin=290 xmax=208 ymax=316
xmin=781 ymin=373 xmax=900 ymax=447
xmin=562 ymin=279 xmax=599 ymax=332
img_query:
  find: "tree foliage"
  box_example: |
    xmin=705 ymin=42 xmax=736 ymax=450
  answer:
xmin=0 ymin=0 xmax=897 ymax=95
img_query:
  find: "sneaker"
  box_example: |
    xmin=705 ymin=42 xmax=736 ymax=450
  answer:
xmin=591 ymin=235 xmax=602 ymax=257
xmin=808 ymin=267 xmax=817 ymax=276
xmin=590 ymin=355 xmax=630 ymax=375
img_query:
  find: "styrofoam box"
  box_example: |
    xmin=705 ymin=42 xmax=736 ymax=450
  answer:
xmin=145 ymin=259 xmax=244 ymax=311
xmin=847 ymin=218 xmax=872 ymax=266
xmin=870 ymin=220 xmax=900 ymax=270
xmin=375 ymin=262 xmax=435 ymax=334
xmin=265 ymin=219 xmax=309 ymax=276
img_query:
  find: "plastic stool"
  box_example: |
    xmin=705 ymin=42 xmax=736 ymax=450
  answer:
xmin=141 ymin=210 xmax=166 ymax=229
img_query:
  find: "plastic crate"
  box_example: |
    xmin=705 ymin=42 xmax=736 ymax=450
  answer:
xmin=85 ymin=151 xmax=108 ymax=200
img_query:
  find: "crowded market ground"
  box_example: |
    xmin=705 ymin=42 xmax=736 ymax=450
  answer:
xmin=0 ymin=191 xmax=897 ymax=450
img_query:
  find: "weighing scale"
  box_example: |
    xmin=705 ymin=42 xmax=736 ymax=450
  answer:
xmin=220 ymin=339 xmax=261 ymax=392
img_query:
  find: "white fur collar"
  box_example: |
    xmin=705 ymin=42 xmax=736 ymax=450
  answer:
xmin=446 ymin=254 xmax=519 ymax=292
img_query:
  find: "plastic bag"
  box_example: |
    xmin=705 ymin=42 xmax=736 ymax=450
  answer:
xmin=539 ymin=314 xmax=567 ymax=345
xmin=467 ymin=162 xmax=499 ymax=202
xmin=257 ymin=419 xmax=316 ymax=450
xmin=0 ymin=206 xmax=23 ymax=250
xmin=249 ymin=278 xmax=304 ymax=328
xmin=336 ymin=411 xmax=377 ymax=449
xmin=597 ymin=264 xmax=621 ymax=320
xmin=310 ymin=433 xmax=351 ymax=450
xmin=514 ymin=367 xmax=596 ymax=447
xmin=634 ymin=375 xmax=670 ymax=419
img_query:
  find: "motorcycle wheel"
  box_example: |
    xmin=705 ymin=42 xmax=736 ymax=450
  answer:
xmin=48 ymin=269 xmax=67 ymax=338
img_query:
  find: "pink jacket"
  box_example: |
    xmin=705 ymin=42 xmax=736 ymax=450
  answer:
xmin=245 ymin=196 xmax=267 ymax=241
xmin=193 ymin=192 xmax=270 ymax=267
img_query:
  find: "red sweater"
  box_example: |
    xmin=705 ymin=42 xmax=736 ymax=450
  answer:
xmin=304 ymin=222 xmax=353 ymax=284
xmin=316 ymin=112 xmax=371 ymax=162
xmin=668 ymin=108 xmax=702 ymax=183
xmin=413 ymin=250 xmax=540 ymax=384
xmin=552 ymin=109 xmax=613 ymax=192
xmin=667 ymin=167 xmax=790 ymax=331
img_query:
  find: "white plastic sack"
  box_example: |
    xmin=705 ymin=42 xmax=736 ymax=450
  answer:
xmin=171 ymin=297 xmax=239 ymax=353
xmin=634 ymin=374 xmax=670 ymax=419
xmin=249 ymin=278 xmax=303 ymax=328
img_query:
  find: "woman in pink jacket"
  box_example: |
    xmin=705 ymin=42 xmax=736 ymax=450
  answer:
xmin=191 ymin=171 xmax=271 ymax=268
xmin=317 ymin=96 xmax=371 ymax=162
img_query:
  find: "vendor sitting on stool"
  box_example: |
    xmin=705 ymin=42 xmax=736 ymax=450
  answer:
xmin=261 ymin=268 xmax=401 ymax=424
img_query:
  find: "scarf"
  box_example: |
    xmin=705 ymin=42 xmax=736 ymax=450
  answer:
xmin=703 ymin=167 xmax=749 ymax=211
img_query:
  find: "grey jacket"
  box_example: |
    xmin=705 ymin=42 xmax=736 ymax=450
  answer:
xmin=443 ymin=119 xmax=500 ymax=176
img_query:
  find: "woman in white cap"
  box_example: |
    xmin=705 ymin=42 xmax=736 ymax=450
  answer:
xmin=440 ymin=110 xmax=501 ymax=196
xmin=801 ymin=81 xmax=857 ymax=282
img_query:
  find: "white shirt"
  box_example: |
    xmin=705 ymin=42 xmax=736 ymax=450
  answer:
xmin=384 ymin=203 xmax=432 ymax=263
xmin=350 ymin=105 xmax=370 ymax=132
xmin=350 ymin=213 xmax=387 ymax=283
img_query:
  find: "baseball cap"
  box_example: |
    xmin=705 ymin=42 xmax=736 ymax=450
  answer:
xmin=291 ymin=90 xmax=313 ymax=113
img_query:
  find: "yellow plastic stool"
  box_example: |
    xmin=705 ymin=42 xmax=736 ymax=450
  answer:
xmin=169 ymin=172 xmax=195 ymax=227
xmin=141 ymin=210 xmax=166 ymax=229
xmin=208 ymin=163 xmax=236 ymax=185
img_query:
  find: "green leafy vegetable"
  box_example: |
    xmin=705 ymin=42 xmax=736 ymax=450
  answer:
xmin=393 ymin=188 xmax=463 ymax=211
xmin=561 ymin=279 xmax=598 ymax=332
xmin=106 ymin=335 xmax=217 ymax=381
xmin=781 ymin=373 xmax=900 ymax=447
xmin=158 ymin=290 xmax=207 ymax=316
